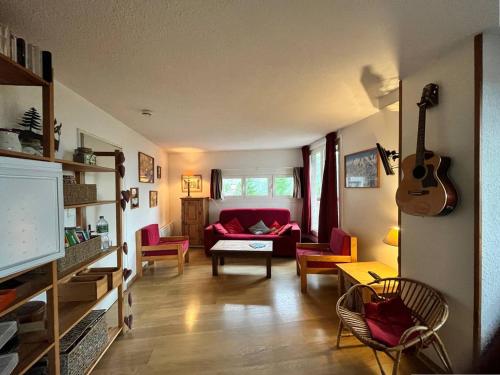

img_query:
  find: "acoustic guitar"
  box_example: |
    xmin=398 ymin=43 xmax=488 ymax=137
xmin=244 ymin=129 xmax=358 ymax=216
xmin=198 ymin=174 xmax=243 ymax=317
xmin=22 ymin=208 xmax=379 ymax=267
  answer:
xmin=396 ymin=83 xmax=457 ymax=216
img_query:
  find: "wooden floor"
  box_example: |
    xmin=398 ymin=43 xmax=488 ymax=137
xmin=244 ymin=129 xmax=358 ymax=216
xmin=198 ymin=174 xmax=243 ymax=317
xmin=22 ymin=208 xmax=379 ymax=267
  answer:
xmin=93 ymin=249 xmax=429 ymax=375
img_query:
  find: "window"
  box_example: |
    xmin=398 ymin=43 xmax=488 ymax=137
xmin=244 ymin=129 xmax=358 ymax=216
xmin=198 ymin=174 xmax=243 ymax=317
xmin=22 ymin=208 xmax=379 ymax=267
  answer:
xmin=222 ymin=178 xmax=243 ymax=196
xmin=274 ymin=176 xmax=294 ymax=197
xmin=245 ymin=177 xmax=269 ymax=196
xmin=310 ymin=146 xmax=325 ymax=234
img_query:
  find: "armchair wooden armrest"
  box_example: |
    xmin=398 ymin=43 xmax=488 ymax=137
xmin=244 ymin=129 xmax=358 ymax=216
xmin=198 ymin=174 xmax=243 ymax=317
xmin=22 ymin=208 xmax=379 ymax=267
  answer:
xmin=160 ymin=235 xmax=189 ymax=242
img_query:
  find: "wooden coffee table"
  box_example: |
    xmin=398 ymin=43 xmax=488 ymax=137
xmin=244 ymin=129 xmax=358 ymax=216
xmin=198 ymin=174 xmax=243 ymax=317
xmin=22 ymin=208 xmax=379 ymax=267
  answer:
xmin=210 ymin=240 xmax=273 ymax=278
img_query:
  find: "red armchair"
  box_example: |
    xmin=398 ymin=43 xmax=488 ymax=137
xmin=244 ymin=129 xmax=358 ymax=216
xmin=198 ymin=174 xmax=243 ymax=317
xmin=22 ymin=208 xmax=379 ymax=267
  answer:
xmin=135 ymin=224 xmax=189 ymax=277
xmin=296 ymin=228 xmax=357 ymax=293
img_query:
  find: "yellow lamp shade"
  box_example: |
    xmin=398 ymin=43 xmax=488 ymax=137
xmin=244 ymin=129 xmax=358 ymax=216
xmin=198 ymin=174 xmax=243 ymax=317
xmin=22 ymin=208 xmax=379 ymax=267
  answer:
xmin=383 ymin=227 xmax=399 ymax=247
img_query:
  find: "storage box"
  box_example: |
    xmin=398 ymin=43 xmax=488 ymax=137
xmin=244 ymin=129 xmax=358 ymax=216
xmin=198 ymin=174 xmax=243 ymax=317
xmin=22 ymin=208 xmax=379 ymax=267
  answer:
xmin=59 ymin=275 xmax=108 ymax=302
xmin=60 ymin=310 xmax=107 ymax=375
xmin=57 ymin=236 xmax=101 ymax=275
xmin=80 ymin=268 xmax=121 ymax=290
xmin=63 ymin=184 xmax=97 ymax=206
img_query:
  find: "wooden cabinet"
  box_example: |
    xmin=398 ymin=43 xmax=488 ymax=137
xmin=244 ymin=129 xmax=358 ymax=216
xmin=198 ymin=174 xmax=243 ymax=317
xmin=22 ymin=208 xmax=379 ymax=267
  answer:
xmin=181 ymin=197 xmax=209 ymax=246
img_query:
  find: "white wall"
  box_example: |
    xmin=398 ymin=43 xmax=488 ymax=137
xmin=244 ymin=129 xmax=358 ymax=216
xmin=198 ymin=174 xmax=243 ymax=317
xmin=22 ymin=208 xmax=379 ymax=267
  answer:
xmin=480 ymin=31 xmax=500 ymax=349
xmin=401 ymin=37 xmax=475 ymax=371
xmin=0 ymin=81 xmax=169 ymax=284
xmin=167 ymin=149 xmax=302 ymax=235
xmin=338 ymin=108 xmax=399 ymax=270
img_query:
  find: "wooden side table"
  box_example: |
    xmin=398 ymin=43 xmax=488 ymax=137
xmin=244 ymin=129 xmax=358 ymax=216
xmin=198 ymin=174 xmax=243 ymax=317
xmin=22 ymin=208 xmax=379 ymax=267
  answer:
xmin=336 ymin=261 xmax=398 ymax=301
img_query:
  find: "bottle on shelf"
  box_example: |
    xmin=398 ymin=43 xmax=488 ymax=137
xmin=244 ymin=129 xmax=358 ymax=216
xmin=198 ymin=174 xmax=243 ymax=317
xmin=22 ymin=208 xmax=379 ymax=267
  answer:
xmin=96 ymin=216 xmax=110 ymax=250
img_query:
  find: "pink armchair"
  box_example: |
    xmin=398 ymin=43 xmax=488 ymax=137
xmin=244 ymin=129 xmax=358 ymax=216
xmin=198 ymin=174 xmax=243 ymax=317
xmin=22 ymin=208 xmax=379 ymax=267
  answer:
xmin=135 ymin=224 xmax=189 ymax=277
xmin=296 ymin=228 xmax=357 ymax=293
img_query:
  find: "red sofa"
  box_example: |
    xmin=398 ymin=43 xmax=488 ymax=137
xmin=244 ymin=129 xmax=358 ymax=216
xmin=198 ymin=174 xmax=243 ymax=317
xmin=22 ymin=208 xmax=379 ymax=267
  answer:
xmin=204 ymin=208 xmax=301 ymax=257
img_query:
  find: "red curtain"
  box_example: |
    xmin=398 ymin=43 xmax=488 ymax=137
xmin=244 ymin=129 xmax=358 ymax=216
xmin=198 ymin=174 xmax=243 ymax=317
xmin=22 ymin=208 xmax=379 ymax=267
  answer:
xmin=318 ymin=132 xmax=339 ymax=242
xmin=301 ymin=145 xmax=311 ymax=234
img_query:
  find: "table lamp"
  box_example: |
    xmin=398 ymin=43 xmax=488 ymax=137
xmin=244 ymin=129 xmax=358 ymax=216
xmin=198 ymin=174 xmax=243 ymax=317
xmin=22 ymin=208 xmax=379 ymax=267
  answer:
xmin=184 ymin=171 xmax=194 ymax=197
xmin=383 ymin=226 xmax=399 ymax=247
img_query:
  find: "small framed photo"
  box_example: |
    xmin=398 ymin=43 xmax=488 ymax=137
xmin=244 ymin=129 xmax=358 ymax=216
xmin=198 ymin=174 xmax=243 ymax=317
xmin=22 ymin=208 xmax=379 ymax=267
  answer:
xmin=138 ymin=152 xmax=154 ymax=183
xmin=157 ymin=166 xmax=162 ymax=179
xmin=149 ymin=190 xmax=158 ymax=208
xmin=345 ymin=148 xmax=380 ymax=188
xmin=130 ymin=187 xmax=139 ymax=209
xmin=181 ymin=175 xmax=202 ymax=192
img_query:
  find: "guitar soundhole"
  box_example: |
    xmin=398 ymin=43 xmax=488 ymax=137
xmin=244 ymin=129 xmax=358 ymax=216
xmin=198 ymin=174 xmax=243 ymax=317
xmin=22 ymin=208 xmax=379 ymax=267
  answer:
xmin=412 ymin=165 xmax=426 ymax=179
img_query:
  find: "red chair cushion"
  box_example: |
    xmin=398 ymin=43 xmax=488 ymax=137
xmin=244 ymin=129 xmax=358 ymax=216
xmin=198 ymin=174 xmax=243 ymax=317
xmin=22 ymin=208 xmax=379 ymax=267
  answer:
xmin=213 ymin=223 xmax=228 ymax=235
xmin=141 ymin=224 xmax=160 ymax=246
xmin=277 ymin=223 xmax=293 ymax=236
xmin=364 ymin=296 xmax=415 ymax=347
xmin=224 ymin=217 xmax=245 ymax=234
xmin=330 ymin=228 xmax=351 ymax=255
xmin=143 ymin=239 xmax=189 ymax=257
xmin=296 ymin=247 xmax=338 ymax=269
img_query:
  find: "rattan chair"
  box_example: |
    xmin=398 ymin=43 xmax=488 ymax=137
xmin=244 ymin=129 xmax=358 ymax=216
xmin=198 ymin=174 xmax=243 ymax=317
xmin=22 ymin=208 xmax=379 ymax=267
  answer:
xmin=336 ymin=277 xmax=453 ymax=375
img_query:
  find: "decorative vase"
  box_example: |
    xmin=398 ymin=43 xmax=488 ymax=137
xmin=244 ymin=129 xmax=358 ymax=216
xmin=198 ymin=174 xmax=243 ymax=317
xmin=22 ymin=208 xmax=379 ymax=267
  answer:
xmin=0 ymin=128 xmax=22 ymax=152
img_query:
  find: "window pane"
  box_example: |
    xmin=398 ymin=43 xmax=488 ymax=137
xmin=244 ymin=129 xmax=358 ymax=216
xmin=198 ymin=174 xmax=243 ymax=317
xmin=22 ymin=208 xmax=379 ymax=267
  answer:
xmin=245 ymin=177 xmax=269 ymax=196
xmin=222 ymin=178 xmax=242 ymax=196
xmin=274 ymin=176 xmax=293 ymax=196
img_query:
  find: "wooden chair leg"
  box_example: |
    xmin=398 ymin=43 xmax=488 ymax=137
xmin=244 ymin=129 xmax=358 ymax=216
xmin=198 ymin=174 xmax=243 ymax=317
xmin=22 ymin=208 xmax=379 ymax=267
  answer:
xmin=431 ymin=333 xmax=454 ymax=373
xmin=185 ymin=249 xmax=190 ymax=263
xmin=296 ymin=261 xmax=300 ymax=276
xmin=392 ymin=350 xmax=402 ymax=375
xmin=373 ymin=350 xmax=386 ymax=375
xmin=178 ymin=250 xmax=184 ymax=275
xmin=300 ymin=256 xmax=307 ymax=293
xmin=336 ymin=320 xmax=343 ymax=348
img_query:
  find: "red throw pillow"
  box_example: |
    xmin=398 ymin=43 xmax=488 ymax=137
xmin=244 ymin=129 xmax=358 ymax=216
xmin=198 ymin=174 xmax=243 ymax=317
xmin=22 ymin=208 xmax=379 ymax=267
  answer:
xmin=213 ymin=223 xmax=228 ymax=235
xmin=269 ymin=221 xmax=281 ymax=234
xmin=364 ymin=296 xmax=415 ymax=347
xmin=277 ymin=223 xmax=293 ymax=236
xmin=224 ymin=217 xmax=244 ymax=234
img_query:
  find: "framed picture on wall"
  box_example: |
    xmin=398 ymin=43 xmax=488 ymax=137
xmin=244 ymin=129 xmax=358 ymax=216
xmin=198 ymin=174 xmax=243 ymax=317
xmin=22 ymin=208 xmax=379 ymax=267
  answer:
xmin=181 ymin=175 xmax=202 ymax=192
xmin=345 ymin=148 xmax=380 ymax=188
xmin=149 ymin=190 xmax=158 ymax=208
xmin=157 ymin=166 xmax=162 ymax=179
xmin=138 ymin=152 xmax=154 ymax=183
xmin=130 ymin=187 xmax=139 ymax=209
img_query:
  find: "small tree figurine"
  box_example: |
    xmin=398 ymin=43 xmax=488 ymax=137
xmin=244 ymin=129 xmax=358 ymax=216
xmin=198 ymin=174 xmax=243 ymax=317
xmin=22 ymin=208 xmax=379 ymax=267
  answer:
xmin=18 ymin=107 xmax=42 ymax=133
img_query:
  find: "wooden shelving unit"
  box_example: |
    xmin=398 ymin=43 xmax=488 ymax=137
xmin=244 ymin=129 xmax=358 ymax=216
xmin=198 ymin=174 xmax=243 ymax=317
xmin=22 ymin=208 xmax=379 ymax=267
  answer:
xmin=0 ymin=53 xmax=124 ymax=374
xmin=63 ymin=200 xmax=117 ymax=209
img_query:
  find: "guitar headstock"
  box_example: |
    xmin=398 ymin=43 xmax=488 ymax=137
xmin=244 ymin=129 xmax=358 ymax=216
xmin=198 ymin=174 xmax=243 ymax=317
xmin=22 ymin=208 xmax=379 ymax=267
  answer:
xmin=418 ymin=83 xmax=439 ymax=108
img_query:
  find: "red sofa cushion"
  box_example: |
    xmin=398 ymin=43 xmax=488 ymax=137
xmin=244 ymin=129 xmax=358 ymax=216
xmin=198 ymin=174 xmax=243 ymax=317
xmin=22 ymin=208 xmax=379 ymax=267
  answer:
xmin=142 ymin=239 xmax=189 ymax=257
xmin=296 ymin=247 xmax=338 ymax=269
xmin=277 ymin=223 xmax=293 ymax=236
xmin=364 ymin=297 xmax=415 ymax=347
xmin=213 ymin=223 xmax=228 ymax=235
xmin=330 ymin=228 xmax=351 ymax=255
xmin=224 ymin=217 xmax=244 ymax=234
xmin=141 ymin=224 xmax=160 ymax=246
xmin=269 ymin=221 xmax=281 ymax=234
xmin=220 ymin=208 xmax=290 ymax=230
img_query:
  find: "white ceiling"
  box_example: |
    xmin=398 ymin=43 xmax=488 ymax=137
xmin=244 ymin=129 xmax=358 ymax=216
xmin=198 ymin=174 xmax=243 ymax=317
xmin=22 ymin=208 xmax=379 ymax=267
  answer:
xmin=0 ymin=0 xmax=498 ymax=152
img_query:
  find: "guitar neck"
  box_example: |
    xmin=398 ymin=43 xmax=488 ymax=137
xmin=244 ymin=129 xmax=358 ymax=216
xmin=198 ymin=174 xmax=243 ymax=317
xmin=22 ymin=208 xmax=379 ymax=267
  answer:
xmin=415 ymin=105 xmax=427 ymax=166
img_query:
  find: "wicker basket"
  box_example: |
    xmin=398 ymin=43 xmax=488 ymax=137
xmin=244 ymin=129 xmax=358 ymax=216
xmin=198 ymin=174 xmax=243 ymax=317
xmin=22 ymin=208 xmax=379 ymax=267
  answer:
xmin=63 ymin=184 xmax=97 ymax=206
xmin=60 ymin=309 xmax=108 ymax=375
xmin=57 ymin=236 xmax=101 ymax=275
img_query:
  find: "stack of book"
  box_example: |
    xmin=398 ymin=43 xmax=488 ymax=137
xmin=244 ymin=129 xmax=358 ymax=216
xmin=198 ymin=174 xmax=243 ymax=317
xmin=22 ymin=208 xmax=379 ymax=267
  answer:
xmin=0 ymin=23 xmax=52 ymax=82
xmin=64 ymin=227 xmax=92 ymax=248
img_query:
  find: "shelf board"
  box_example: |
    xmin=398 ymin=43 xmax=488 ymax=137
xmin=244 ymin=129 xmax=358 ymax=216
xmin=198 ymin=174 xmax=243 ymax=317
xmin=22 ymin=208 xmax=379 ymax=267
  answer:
xmin=59 ymin=284 xmax=121 ymax=338
xmin=64 ymin=200 xmax=117 ymax=209
xmin=84 ymin=326 xmax=122 ymax=375
xmin=0 ymin=277 xmax=52 ymax=320
xmin=15 ymin=341 xmax=54 ymax=375
xmin=58 ymin=246 xmax=120 ymax=284
xmin=0 ymin=149 xmax=51 ymax=162
xmin=0 ymin=53 xmax=50 ymax=86
xmin=55 ymin=159 xmax=116 ymax=173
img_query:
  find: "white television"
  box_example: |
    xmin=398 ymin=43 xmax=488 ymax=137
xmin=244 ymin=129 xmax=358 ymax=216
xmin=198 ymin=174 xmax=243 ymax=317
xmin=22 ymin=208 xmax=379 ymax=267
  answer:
xmin=0 ymin=157 xmax=65 ymax=277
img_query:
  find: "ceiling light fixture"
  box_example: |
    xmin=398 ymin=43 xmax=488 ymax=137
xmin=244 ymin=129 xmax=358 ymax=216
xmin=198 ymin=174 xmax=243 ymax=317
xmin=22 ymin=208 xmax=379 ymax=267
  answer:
xmin=141 ymin=109 xmax=153 ymax=117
